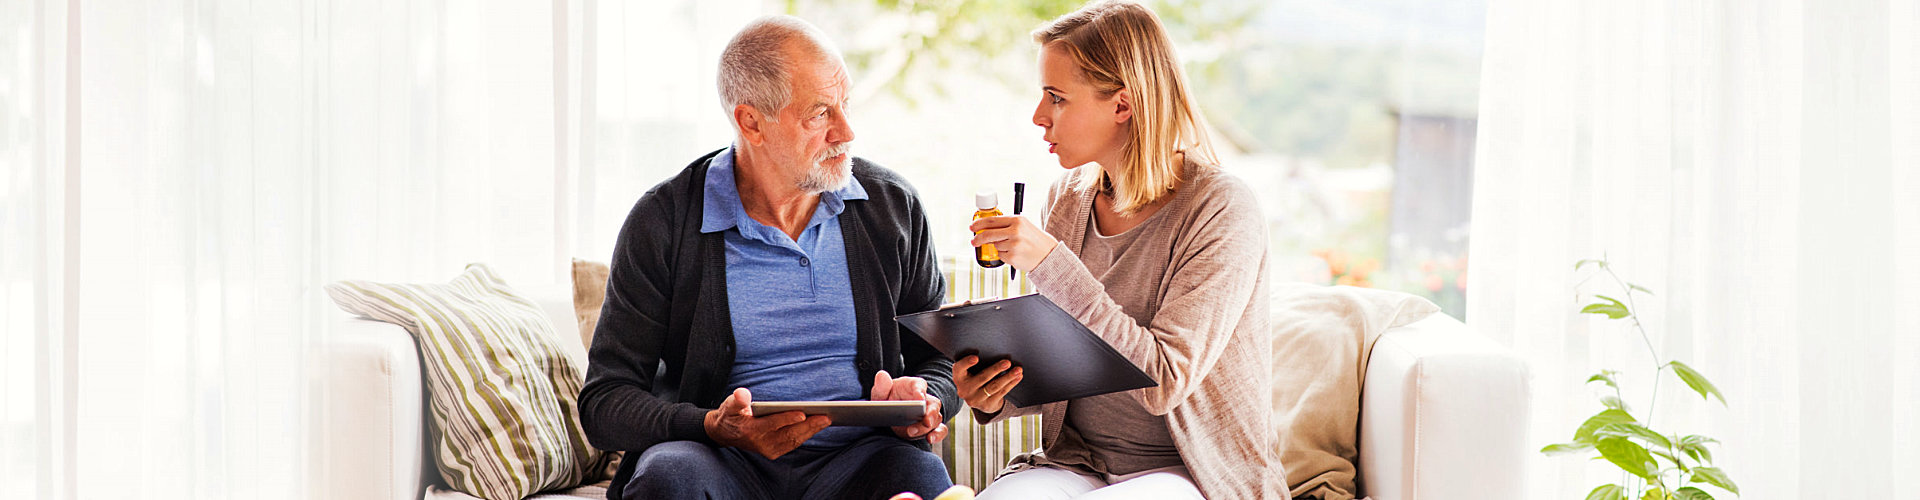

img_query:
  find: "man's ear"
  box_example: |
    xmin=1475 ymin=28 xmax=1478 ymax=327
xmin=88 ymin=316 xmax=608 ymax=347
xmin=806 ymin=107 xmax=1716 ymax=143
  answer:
xmin=1112 ymin=88 xmax=1133 ymax=125
xmin=734 ymin=105 xmax=766 ymax=145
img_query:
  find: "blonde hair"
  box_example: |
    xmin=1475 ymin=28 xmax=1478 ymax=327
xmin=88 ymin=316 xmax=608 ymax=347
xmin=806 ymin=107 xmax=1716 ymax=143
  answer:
xmin=1034 ymin=0 xmax=1217 ymax=215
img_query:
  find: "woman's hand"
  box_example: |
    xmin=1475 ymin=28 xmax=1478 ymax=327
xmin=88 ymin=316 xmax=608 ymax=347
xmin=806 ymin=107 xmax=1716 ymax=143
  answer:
xmin=952 ymin=355 xmax=1024 ymax=414
xmin=969 ymin=215 xmax=1058 ymax=271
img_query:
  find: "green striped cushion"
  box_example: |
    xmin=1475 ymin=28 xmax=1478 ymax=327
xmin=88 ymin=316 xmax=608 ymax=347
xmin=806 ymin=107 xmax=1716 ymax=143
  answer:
xmin=327 ymin=264 xmax=612 ymax=500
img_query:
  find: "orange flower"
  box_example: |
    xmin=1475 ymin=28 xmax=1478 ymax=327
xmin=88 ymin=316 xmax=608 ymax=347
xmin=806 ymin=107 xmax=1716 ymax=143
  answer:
xmin=1326 ymin=251 xmax=1349 ymax=276
xmin=1354 ymin=258 xmax=1380 ymax=277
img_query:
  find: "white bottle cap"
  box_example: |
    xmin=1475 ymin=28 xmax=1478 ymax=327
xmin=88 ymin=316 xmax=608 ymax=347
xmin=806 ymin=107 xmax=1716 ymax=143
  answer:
xmin=975 ymin=191 xmax=998 ymax=210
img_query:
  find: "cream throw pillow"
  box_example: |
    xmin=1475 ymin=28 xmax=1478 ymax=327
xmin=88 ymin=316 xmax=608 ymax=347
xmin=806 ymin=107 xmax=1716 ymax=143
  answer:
xmin=1269 ymin=283 xmax=1439 ymax=500
xmin=327 ymin=264 xmax=613 ymax=500
xmin=570 ymin=258 xmax=610 ymax=353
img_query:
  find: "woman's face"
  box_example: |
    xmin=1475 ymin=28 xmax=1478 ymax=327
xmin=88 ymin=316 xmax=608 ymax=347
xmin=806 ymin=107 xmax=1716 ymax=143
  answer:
xmin=1032 ymin=44 xmax=1130 ymax=170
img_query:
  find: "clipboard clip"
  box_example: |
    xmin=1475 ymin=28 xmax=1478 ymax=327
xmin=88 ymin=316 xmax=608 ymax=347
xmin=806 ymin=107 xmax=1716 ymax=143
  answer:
xmin=938 ymin=295 xmax=1000 ymax=311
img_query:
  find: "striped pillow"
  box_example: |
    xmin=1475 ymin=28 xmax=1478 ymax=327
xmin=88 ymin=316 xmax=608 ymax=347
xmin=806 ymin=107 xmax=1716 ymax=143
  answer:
xmin=327 ymin=264 xmax=612 ymax=500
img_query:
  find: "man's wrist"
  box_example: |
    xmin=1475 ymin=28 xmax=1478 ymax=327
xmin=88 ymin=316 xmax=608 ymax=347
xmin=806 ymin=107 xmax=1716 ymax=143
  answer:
xmin=702 ymin=409 xmax=721 ymax=440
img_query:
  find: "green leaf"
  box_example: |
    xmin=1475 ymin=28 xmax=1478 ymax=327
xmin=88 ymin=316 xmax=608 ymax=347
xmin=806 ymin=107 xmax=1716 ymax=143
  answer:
xmin=1583 ymin=295 xmax=1631 ymax=319
xmin=1652 ymin=450 xmax=1692 ymax=472
xmin=1691 ymin=467 xmax=1740 ymax=495
xmin=1575 ymin=409 xmax=1638 ymax=443
xmin=1586 ymin=484 xmax=1628 ymax=500
xmin=1629 ymin=282 xmax=1656 ymax=296
xmin=1589 ymin=371 xmax=1621 ymax=389
xmin=1642 ymin=489 xmax=1667 ymax=500
xmin=1600 ymin=395 xmax=1630 ymax=411
xmin=1596 ymin=436 xmax=1661 ymax=480
xmin=1682 ymin=443 xmax=1715 ymax=465
xmin=1594 ymin=422 xmax=1673 ymax=449
xmin=1678 ymin=435 xmax=1720 ymax=446
xmin=1542 ymin=442 xmax=1595 ymax=456
xmin=1667 ymin=361 xmax=1728 ymax=405
xmin=1679 ymin=435 xmax=1719 ymax=464
xmin=1674 ymin=487 xmax=1715 ymax=500
xmin=1576 ymin=259 xmax=1607 ymax=271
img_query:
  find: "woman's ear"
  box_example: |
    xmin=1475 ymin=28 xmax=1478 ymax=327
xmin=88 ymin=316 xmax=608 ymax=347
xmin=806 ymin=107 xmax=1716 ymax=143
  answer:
xmin=1111 ymin=88 xmax=1133 ymax=125
xmin=735 ymin=105 xmax=766 ymax=145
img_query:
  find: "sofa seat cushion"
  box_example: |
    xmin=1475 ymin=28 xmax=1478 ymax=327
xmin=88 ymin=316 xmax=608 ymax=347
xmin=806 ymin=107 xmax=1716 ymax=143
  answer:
xmin=328 ymin=264 xmax=615 ymax=500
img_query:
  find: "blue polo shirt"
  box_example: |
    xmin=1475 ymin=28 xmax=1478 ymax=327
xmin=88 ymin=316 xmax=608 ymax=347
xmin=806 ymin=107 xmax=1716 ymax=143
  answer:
xmin=701 ymin=148 xmax=874 ymax=448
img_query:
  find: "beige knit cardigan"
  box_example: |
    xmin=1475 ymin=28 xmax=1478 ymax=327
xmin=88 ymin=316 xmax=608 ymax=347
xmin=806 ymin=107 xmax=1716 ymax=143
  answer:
xmin=979 ymin=162 xmax=1287 ymax=499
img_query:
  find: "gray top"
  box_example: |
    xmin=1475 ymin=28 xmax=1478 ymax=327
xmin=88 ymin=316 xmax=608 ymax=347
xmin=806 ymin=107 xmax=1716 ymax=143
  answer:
xmin=1049 ymin=210 xmax=1185 ymax=475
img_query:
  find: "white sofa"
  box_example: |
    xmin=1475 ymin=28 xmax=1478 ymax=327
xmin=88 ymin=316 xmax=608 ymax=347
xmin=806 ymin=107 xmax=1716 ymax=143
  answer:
xmin=321 ymin=286 xmax=1529 ymax=500
xmin=1357 ymin=312 xmax=1530 ymax=499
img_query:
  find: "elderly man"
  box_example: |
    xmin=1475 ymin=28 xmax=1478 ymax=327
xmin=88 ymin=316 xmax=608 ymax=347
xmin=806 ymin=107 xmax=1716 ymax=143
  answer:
xmin=577 ymin=15 xmax=958 ymax=500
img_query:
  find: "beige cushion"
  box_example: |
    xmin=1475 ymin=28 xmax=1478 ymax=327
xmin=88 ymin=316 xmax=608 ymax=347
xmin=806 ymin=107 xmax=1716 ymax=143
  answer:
xmin=570 ymin=259 xmax=609 ymax=353
xmin=326 ymin=264 xmax=613 ymax=500
xmin=1269 ymin=283 xmax=1438 ymax=500
xmin=568 ymin=258 xmax=623 ymax=477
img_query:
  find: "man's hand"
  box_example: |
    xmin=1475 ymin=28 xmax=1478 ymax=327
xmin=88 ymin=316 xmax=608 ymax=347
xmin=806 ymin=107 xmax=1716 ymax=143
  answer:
xmin=703 ymin=388 xmax=831 ymax=460
xmin=870 ymin=371 xmax=948 ymax=444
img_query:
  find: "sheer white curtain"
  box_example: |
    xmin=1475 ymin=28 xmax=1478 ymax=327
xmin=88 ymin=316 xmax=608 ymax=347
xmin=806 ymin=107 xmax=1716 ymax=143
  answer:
xmin=3 ymin=1 xmax=563 ymax=498
xmin=1471 ymin=0 xmax=1919 ymax=498
xmin=557 ymin=0 xmax=755 ymax=264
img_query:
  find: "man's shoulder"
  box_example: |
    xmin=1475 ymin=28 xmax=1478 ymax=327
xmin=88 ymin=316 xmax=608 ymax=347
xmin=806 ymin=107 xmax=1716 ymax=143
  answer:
xmin=613 ymin=149 xmax=723 ymax=248
xmin=641 ymin=149 xmax=723 ymax=201
xmin=849 ymin=156 xmax=921 ymax=205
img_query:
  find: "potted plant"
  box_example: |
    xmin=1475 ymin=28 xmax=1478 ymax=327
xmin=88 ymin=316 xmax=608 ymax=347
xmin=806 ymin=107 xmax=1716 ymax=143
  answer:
xmin=1540 ymin=259 xmax=1740 ymax=500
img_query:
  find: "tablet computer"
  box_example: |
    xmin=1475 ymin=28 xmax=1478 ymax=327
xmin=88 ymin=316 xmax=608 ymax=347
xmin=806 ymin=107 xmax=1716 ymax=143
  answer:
xmin=748 ymin=400 xmax=926 ymax=427
xmin=896 ymin=293 xmax=1156 ymax=408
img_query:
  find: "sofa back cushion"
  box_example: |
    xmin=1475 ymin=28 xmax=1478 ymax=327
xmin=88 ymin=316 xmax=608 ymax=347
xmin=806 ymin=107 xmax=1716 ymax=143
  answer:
xmin=327 ymin=264 xmax=613 ymax=500
xmin=1269 ymin=283 xmax=1437 ymax=500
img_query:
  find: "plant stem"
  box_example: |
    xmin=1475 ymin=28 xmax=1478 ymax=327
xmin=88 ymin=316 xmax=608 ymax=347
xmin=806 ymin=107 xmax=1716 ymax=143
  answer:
xmin=1604 ymin=266 xmax=1663 ymax=426
xmin=1602 ymin=264 xmax=1686 ymax=492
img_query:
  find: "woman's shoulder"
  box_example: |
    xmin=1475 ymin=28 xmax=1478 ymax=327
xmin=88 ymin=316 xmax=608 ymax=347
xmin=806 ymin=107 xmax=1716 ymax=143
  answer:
xmin=1177 ymin=160 xmax=1263 ymax=217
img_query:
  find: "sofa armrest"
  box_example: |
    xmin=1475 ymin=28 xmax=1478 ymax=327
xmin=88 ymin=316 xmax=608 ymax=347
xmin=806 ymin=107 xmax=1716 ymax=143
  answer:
xmin=1358 ymin=313 xmax=1530 ymax=500
xmin=322 ymin=314 xmax=428 ymax=500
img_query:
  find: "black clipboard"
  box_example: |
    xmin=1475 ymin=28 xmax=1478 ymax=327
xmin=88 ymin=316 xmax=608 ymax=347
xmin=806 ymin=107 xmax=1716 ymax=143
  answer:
xmin=895 ymin=293 xmax=1156 ymax=408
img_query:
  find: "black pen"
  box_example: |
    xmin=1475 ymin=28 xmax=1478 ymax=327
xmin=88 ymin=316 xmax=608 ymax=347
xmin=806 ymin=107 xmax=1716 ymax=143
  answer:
xmin=1011 ymin=182 xmax=1025 ymax=282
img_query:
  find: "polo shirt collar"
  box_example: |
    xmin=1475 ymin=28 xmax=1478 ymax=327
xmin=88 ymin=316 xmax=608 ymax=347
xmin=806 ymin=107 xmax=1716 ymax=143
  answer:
xmin=701 ymin=146 xmax=869 ymax=235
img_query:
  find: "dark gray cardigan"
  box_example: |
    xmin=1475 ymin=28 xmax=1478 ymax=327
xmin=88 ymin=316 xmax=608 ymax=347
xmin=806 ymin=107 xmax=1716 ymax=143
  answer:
xmin=577 ymin=149 xmax=957 ymax=497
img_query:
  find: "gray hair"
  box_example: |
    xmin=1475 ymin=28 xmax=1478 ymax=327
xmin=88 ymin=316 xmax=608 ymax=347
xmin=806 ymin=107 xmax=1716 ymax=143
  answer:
xmin=717 ymin=16 xmax=841 ymax=126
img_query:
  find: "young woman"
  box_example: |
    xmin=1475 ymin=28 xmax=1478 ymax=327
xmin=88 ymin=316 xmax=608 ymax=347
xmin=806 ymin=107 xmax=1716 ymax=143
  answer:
xmin=961 ymin=1 xmax=1285 ymax=498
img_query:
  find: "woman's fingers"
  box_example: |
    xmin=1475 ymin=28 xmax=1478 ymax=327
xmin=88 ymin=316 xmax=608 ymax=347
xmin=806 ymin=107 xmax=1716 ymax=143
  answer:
xmin=967 ymin=215 xmax=1021 ymax=233
xmin=986 ymin=367 xmax=1024 ymax=397
xmin=969 ymin=227 xmax=1016 ymax=248
xmin=952 ymin=356 xmax=982 ymax=392
xmin=954 ymin=355 xmax=978 ymax=372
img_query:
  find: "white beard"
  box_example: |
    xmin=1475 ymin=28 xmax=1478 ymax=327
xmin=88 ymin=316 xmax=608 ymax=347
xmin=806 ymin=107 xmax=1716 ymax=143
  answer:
xmin=797 ymin=143 xmax=853 ymax=193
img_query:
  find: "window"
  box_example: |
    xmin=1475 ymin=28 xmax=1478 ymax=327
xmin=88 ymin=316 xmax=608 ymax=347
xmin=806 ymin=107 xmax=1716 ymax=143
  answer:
xmin=582 ymin=0 xmax=1484 ymax=317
